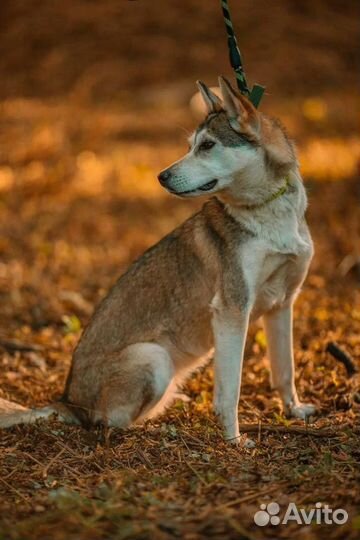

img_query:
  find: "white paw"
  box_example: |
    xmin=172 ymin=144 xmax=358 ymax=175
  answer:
xmin=288 ymin=402 xmax=317 ymax=420
xmin=224 ymin=434 xmax=256 ymax=448
xmin=225 ymin=433 xmax=241 ymax=445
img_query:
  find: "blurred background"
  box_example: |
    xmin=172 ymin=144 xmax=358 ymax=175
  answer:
xmin=0 ymin=3 xmax=359 ymax=537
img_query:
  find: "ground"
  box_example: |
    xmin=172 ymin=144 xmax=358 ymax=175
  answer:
xmin=0 ymin=1 xmax=359 ymax=539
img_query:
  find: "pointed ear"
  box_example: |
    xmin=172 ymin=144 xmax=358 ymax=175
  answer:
xmin=196 ymin=80 xmax=222 ymax=114
xmin=261 ymin=116 xmax=297 ymax=174
xmin=218 ymin=76 xmax=259 ymax=131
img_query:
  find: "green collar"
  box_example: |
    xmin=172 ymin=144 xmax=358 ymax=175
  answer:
xmin=244 ymin=176 xmax=290 ymax=210
xmin=263 ymin=175 xmax=290 ymax=205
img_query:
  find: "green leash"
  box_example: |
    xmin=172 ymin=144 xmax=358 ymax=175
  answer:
xmin=221 ymin=0 xmax=265 ymax=108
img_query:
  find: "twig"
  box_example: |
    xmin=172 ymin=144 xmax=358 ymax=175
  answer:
xmin=0 ymin=477 xmax=30 ymax=506
xmin=42 ymin=447 xmax=66 ymax=478
xmin=228 ymin=517 xmax=259 ymax=540
xmin=180 ymin=431 xmax=207 ymax=447
xmin=238 ymin=423 xmax=339 ymax=438
xmin=220 ymin=482 xmax=287 ymax=509
xmin=0 ymin=338 xmax=44 ymax=354
xmin=59 ymin=290 xmax=93 ymax=315
xmin=23 ymin=451 xmax=85 ymax=482
xmin=135 ymin=448 xmax=154 ymax=469
xmin=185 ymin=461 xmax=208 ymax=486
xmin=326 ymin=341 xmax=358 ymax=376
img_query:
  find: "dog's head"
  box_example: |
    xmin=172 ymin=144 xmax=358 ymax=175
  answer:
xmin=158 ymin=77 xmax=297 ymax=205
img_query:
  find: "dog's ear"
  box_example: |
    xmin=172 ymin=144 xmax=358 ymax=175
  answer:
xmin=196 ymin=81 xmax=222 ymax=114
xmin=218 ymin=76 xmax=259 ymax=131
xmin=261 ymin=116 xmax=297 ymax=174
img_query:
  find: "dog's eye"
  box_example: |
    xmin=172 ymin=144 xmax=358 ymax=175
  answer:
xmin=199 ymin=140 xmax=215 ymax=151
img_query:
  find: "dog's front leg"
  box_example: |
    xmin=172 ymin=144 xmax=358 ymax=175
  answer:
xmin=212 ymin=302 xmax=250 ymax=443
xmin=263 ymin=300 xmax=316 ymax=419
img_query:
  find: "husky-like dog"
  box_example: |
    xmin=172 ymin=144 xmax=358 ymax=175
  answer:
xmin=0 ymin=77 xmax=316 ymax=442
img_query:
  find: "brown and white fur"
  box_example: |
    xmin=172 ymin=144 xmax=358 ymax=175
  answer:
xmin=0 ymin=77 xmax=316 ymax=442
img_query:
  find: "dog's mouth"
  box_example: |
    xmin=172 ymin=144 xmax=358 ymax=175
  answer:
xmin=198 ymin=179 xmax=218 ymax=192
xmin=172 ymin=179 xmax=218 ymax=195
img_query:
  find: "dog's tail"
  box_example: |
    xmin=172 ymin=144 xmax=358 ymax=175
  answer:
xmin=0 ymin=397 xmax=80 ymax=429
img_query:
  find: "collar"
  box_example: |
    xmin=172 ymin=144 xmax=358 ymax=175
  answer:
xmin=243 ymin=175 xmax=290 ymax=210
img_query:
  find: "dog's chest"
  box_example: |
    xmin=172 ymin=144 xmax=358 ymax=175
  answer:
xmin=251 ymin=254 xmax=296 ymax=318
xmin=239 ymin=220 xmax=312 ymax=320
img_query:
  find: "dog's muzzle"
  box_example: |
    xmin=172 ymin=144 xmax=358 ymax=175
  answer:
xmin=158 ymin=168 xmax=219 ymax=195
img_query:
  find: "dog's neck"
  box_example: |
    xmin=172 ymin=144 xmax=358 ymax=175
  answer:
xmin=220 ymin=170 xmax=308 ymax=242
xmin=240 ymin=175 xmax=290 ymax=211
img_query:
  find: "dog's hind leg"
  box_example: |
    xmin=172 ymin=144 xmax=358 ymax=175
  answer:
xmin=93 ymin=343 xmax=174 ymax=428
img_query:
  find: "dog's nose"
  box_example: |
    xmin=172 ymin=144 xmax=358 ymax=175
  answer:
xmin=158 ymin=169 xmax=171 ymax=186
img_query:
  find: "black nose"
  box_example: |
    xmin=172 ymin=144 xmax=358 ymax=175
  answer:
xmin=158 ymin=169 xmax=171 ymax=186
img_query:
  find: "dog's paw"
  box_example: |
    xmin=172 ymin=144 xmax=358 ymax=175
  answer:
xmin=288 ymin=402 xmax=317 ymax=420
xmin=223 ymin=433 xmax=240 ymax=445
xmin=225 ymin=434 xmax=256 ymax=448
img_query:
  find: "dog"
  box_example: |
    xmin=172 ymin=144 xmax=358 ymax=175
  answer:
xmin=0 ymin=77 xmax=316 ymax=442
